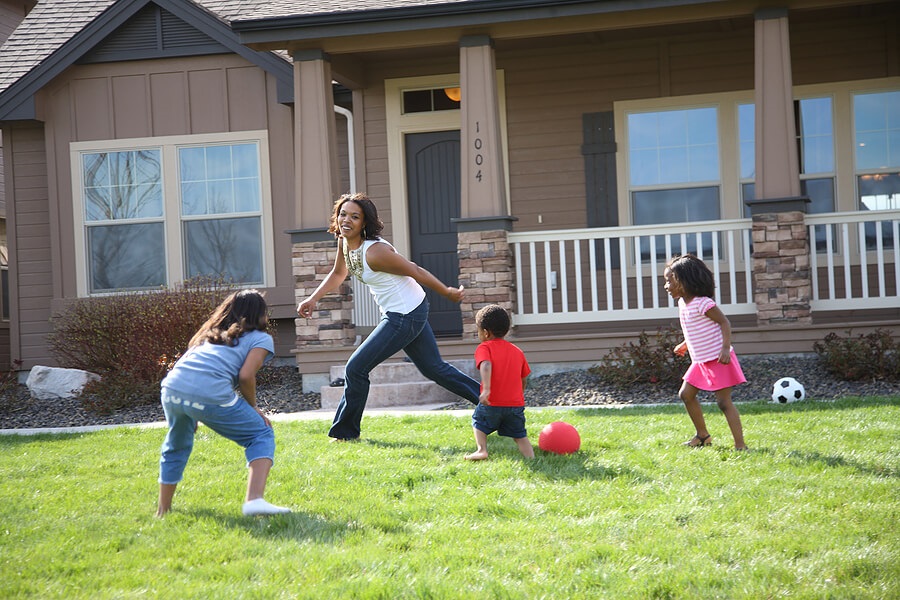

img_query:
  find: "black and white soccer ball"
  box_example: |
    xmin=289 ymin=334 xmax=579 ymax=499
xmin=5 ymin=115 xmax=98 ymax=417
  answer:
xmin=772 ymin=377 xmax=805 ymax=403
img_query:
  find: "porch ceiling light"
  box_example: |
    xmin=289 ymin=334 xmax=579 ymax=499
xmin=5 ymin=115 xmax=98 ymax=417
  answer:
xmin=444 ymin=87 xmax=461 ymax=102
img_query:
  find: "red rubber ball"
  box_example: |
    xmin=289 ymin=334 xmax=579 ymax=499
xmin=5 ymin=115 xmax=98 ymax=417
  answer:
xmin=538 ymin=421 xmax=581 ymax=454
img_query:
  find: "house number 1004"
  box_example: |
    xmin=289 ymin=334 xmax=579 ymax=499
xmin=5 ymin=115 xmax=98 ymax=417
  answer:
xmin=474 ymin=121 xmax=483 ymax=182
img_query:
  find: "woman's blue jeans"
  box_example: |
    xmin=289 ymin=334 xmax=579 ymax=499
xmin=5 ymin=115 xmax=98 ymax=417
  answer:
xmin=328 ymin=299 xmax=479 ymax=439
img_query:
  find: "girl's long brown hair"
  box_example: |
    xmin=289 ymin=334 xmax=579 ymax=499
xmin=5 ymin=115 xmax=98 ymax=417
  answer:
xmin=189 ymin=289 xmax=268 ymax=348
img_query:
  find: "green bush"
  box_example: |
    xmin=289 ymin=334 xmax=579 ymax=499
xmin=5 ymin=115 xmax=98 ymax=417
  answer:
xmin=589 ymin=327 xmax=691 ymax=386
xmin=47 ymin=277 xmax=239 ymax=413
xmin=813 ymin=328 xmax=900 ymax=382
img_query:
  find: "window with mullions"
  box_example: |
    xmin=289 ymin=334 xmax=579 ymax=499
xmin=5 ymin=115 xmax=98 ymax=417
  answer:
xmin=628 ymin=106 xmax=720 ymax=259
xmin=77 ymin=138 xmax=268 ymax=294
xmin=402 ymin=87 xmax=460 ymax=114
xmin=179 ymin=144 xmax=263 ymax=283
xmin=82 ymin=149 xmax=165 ymax=291
xmin=854 ymin=90 xmax=900 ymax=250
xmin=739 ymin=98 xmax=836 ymax=252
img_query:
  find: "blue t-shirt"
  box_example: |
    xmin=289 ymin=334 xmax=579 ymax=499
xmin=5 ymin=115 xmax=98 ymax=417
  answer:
xmin=161 ymin=329 xmax=274 ymax=405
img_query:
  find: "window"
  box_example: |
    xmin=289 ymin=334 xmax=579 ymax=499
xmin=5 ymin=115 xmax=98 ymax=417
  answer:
xmin=739 ymin=97 xmax=836 ymax=252
xmin=83 ymin=149 xmax=165 ymax=291
xmin=72 ymin=132 xmax=273 ymax=296
xmin=627 ymin=106 xmax=720 ymax=257
xmin=854 ymin=90 xmax=900 ymax=249
xmin=402 ymin=87 xmax=461 ymax=114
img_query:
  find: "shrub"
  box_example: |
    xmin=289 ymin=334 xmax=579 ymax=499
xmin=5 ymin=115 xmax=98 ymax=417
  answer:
xmin=589 ymin=327 xmax=691 ymax=386
xmin=813 ymin=328 xmax=900 ymax=382
xmin=47 ymin=277 xmax=239 ymax=412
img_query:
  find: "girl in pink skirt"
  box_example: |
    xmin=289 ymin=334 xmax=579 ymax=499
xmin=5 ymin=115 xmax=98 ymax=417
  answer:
xmin=664 ymin=254 xmax=748 ymax=450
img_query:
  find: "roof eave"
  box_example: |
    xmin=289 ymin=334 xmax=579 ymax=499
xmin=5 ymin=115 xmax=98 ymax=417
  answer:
xmin=232 ymin=0 xmax=723 ymax=45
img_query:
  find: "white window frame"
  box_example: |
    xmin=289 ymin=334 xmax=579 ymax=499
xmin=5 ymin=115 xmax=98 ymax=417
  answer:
xmin=615 ymin=92 xmax=745 ymax=229
xmin=70 ymin=130 xmax=275 ymax=297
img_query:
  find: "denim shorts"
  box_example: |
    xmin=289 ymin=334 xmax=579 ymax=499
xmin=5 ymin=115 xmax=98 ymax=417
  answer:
xmin=471 ymin=404 xmax=528 ymax=439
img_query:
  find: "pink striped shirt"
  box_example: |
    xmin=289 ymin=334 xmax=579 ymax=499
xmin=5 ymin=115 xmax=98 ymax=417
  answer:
xmin=678 ymin=296 xmax=725 ymax=364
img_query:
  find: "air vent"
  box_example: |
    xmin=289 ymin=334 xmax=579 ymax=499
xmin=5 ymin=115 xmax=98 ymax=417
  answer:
xmin=80 ymin=3 xmax=227 ymax=64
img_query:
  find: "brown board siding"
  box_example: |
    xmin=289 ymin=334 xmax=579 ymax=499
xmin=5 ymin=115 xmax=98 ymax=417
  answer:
xmin=41 ymin=54 xmax=296 ymax=306
xmin=5 ymin=122 xmax=53 ymax=369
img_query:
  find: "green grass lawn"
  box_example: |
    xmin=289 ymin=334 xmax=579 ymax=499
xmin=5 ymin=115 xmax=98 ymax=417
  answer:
xmin=1 ymin=398 xmax=898 ymax=599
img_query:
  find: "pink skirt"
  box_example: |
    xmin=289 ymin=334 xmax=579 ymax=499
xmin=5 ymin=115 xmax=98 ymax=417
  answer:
xmin=683 ymin=350 xmax=746 ymax=392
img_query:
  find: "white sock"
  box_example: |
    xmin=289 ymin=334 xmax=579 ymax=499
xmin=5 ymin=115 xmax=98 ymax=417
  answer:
xmin=242 ymin=498 xmax=291 ymax=516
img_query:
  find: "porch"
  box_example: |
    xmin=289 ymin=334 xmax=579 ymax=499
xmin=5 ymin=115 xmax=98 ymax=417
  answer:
xmin=294 ymin=209 xmax=900 ymax=390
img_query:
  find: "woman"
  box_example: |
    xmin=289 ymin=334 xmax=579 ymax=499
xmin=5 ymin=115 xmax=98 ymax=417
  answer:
xmin=298 ymin=193 xmax=480 ymax=440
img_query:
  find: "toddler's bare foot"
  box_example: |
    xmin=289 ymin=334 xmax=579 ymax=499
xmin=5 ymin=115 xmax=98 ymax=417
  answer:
xmin=464 ymin=451 xmax=488 ymax=461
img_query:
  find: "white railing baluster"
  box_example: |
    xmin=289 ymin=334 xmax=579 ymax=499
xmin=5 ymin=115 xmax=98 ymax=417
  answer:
xmin=558 ymin=240 xmax=569 ymax=313
xmin=810 ymin=224 xmax=820 ymax=301
xmin=529 ymin=241 xmax=538 ymax=314
xmin=544 ymin=241 xmax=554 ymax=313
xmin=875 ymin=221 xmax=885 ymax=297
xmin=665 ymin=234 xmax=674 ymax=307
xmin=619 ymin=237 xmax=628 ymax=309
xmin=825 ymin=224 xmax=835 ymax=300
xmin=603 ymin=238 xmax=613 ymax=310
xmin=858 ymin=222 xmax=869 ymax=299
xmin=574 ymin=240 xmax=584 ymax=313
xmin=841 ymin=223 xmax=851 ymax=299
xmin=634 ymin=237 xmax=644 ymax=310
xmin=712 ymin=232 xmax=721 ymax=304
xmin=742 ymin=228 xmax=752 ymax=303
xmin=726 ymin=231 xmax=737 ymax=303
xmin=650 ymin=235 xmax=660 ymax=308
xmin=589 ymin=238 xmax=598 ymax=312
xmin=514 ymin=242 xmax=524 ymax=314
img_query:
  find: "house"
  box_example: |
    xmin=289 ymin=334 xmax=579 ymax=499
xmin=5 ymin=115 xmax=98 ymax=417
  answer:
xmin=1 ymin=0 xmax=898 ymax=391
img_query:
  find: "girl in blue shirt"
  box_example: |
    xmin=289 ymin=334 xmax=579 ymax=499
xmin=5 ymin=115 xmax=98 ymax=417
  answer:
xmin=156 ymin=289 xmax=290 ymax=517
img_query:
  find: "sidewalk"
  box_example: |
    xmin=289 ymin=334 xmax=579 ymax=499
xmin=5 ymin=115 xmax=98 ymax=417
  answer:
xmin=0 ymin=403 xmax=640 ymax=436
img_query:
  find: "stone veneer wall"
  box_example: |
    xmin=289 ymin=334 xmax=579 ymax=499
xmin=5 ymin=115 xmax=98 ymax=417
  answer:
xmin=457 ymin=229 xmax=516 ymax=338
xmin=750 ymin=210 xmax=812 ymax=325
xmin=292 ymin=239 xmax=355 ymax=346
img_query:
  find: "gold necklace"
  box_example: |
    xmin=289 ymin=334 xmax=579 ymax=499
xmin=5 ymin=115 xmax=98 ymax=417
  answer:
xmin=344 ymin=240 xmax=364 ymax=281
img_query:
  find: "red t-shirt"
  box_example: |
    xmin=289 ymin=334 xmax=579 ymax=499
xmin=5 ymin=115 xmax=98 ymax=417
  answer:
xmin=474 ymin=338 xmax=531 ymax=407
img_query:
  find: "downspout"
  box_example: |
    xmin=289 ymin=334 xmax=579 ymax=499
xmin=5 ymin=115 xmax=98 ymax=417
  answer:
xmin=334 ymin=103 xmax=367 ymax=344
xmin=333 ymin=105 xmax=356 ymax=193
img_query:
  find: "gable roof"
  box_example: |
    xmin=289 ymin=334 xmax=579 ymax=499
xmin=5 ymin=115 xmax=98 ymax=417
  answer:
xmin=0 ymin=0 xmax=292 ymax=121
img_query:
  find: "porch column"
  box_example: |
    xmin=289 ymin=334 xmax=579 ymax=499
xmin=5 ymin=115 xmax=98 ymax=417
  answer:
xmin=459 ymin=35 xmax=506 ymax=218
xmin=290 ymin=50 xmax=353 ymax=349
xmin=456 ymin=37 xmax=516 ymax=334
xmin=292 ymin=49 xmax=340 ymax=226
xmin=754 ymin=8 xmax=800 ymax=200
xmin=749 ymin=10 xmax=812 ymax=326
xmin=454 ymin=218 xmax=517 ymax=338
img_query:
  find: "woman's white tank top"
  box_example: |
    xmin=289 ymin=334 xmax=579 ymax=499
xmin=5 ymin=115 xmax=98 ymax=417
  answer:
xmin=345 ymin=238 xmax=426 ymax=314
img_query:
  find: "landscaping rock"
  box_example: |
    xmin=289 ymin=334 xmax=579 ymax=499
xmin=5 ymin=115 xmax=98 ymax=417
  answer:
xmin=25 ymin=366 xmax=100 ymax=401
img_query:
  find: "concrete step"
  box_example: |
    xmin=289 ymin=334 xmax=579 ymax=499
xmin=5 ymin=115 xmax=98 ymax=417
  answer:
xmin=320 ymin=380 xmax=469 ymax=409
xmin=320 ymin=361 xmax=477 ymax=410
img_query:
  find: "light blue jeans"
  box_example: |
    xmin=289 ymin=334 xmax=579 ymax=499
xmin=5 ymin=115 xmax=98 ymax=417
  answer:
xmin=328 ymin=299 xmax=480 ymax=439
xmin=158 ymin=389 xmax=276 ymax=485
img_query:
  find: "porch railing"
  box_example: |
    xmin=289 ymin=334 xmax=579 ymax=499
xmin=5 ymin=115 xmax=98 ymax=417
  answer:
xmin=807 ymin=209 xmax=900 ymax=311
xmin=508 ymin=210 xmax=900 ymax=326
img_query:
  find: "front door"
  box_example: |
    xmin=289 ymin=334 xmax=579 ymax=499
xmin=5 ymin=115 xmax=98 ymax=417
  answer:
xmin=405 ymin=130 xmax=462 ymax=337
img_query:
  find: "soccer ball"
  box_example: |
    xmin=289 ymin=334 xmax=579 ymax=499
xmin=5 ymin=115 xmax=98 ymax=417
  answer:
xmin=538 ymin=421 xmax=581 ymax=454
xmin=772 ymin=377 xmax=805 ymax=403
